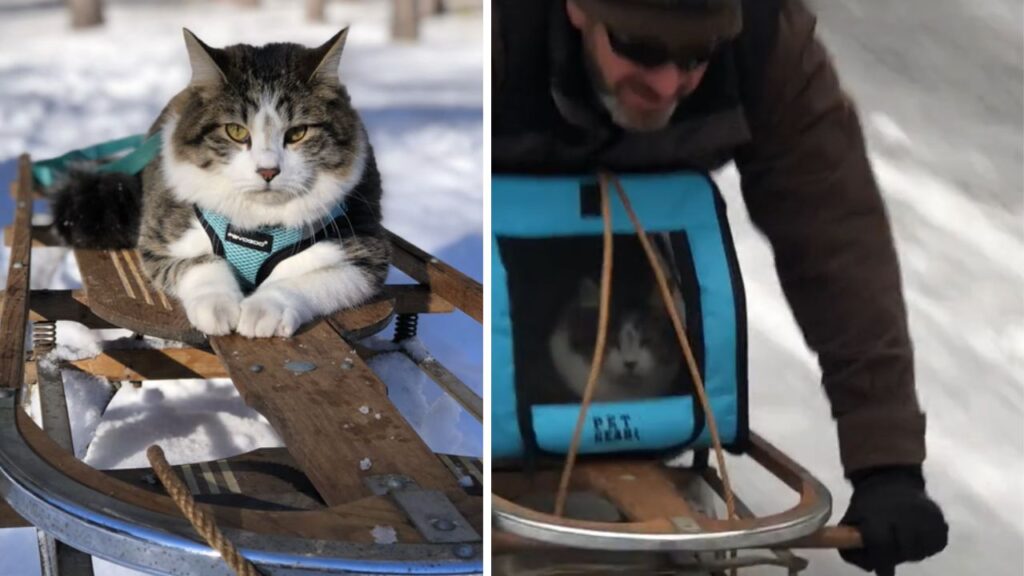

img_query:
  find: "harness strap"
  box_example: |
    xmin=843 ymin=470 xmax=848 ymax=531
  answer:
xmin=194 ymin=203 xmax=352 ymax=293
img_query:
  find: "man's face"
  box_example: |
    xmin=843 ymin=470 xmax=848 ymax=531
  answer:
xmin=567 ymin=1 xmax=710 ymax=132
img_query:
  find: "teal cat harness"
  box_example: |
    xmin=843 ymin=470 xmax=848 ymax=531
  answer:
xmin=195 ymin=203 xmax=351 ymax=293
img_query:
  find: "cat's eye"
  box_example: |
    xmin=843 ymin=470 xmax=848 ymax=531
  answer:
xmin=285 ymin=126 xmax=308 ymax=144
xmin=225 ymin=123 xmax=250 ymax=143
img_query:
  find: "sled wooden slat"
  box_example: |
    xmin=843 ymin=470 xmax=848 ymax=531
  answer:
xmin=3 ymin=224 xmax=63 ymax=247
xmin=328 ymin=293 xmax=395 ymax=339
xmin=69 ymin=348 xmax=228 ymax=380
xmin=28 ymin=290 xmax=116 ymax=329
xmin=104 ymin=447 xmax=481 ymax=511
xmin=73 ymin=248 xmax=204 ymax=344
xmin=210 ymin=323 xmax=459 ymax=507
xmin=388 ymin=230 xmax=481 ymax=323
xmin=575 ymin=461 xmax=702 ymax=525
xmin=1 ymin=155 xmax=33 ymax=393
xmin=389 ymin=284 xmax=456 ymax=314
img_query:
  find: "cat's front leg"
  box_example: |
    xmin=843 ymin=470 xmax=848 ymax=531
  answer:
xmin=237 ymin=241 xmax=385 ymax=338
xmin=140 ymin=217 xmax=243 ymax=336
xmin=144 ymin=250 xmax=242 ymax=336
xmin=176 ymin=259 xmax=244 ymax=335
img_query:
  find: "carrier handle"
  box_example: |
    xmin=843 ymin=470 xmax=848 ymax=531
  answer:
xmin=31 ymin=132 xmax=162 ymax=188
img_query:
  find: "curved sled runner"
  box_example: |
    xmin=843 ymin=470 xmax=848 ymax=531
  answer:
xmin=492 ymin=445 xmax=862 ymax=574
xmin=0 ymin=155 xmax=484 ymax=575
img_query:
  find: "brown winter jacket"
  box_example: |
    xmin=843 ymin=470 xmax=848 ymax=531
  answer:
xmin=492 ymin=0 xmax=926 ymax=475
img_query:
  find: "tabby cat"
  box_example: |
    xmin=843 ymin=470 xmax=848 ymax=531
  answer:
xmin=56 ymin=29 xmax=390 ymax=338
xmin=548 ymin=275 xmax=684 ymax=402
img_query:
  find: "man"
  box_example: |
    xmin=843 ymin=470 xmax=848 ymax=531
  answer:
xmin=492 ymin=0 xmax=949 ymax=573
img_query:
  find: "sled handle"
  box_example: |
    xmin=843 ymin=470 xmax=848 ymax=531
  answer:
xmin=788 ymin=525 xmax=863 ymax=549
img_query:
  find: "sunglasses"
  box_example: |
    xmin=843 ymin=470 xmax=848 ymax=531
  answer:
xmin=606 ymin=27 xmax=715 ymax=71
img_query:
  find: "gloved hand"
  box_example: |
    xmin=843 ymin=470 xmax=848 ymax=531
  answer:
xmin=839 ymin=466 xmax=948 ymax=575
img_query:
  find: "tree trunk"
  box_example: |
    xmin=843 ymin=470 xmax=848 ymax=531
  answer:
xmin=307 ymin=0 xmax=328 ymax=22
xmin=68 ymin=0 xmax=103 ymax=29
xmin=392 ymin=0 xmax=419 ymax=41
xmin=419 ymin=0 xmax=443 ymax=16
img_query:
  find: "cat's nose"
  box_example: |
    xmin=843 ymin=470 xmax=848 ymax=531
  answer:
xmin=257 ymin=167 xmax=281 ymax=182
xmin=624 ymin=360 xmax=637 ymax=371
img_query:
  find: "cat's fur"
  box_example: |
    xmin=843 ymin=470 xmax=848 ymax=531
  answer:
xmin=55 ymin=29 xmax=390 ymax=338
xmin=549 ymin=276 xmax=684 ymax=402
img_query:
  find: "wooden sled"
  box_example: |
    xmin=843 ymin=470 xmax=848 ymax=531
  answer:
xmin=0 ymin=155 xmax=483 ymax=575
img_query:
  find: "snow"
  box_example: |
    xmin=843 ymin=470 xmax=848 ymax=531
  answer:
xmin=81 ymin=378 xmax=285 ymax=471
xmin=371 ymin=525 xmax=398 ymax=545
xmin=368 ymin=351 xmax=478 ymax=456
xmin=0 ymin=0 xmax=481 ymax=574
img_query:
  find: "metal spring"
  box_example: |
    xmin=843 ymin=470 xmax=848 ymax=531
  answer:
xmin=31 ymin=321 xmax=57 ymax=359
xmin=393 ymin=313 xmax=419 ymax=342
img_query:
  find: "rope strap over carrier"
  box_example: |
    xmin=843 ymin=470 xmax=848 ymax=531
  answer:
xmin=554 ymin=172 xmax=738 ymax=522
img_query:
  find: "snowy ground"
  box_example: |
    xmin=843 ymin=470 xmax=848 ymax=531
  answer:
xmin=0 ymin=1 xmax=481 ymax=574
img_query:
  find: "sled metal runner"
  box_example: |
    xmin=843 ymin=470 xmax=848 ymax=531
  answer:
xmin=492 ymin=440 xmax=862 ymax=574
xmin=0 ymin=155 xmax=484 ymax=575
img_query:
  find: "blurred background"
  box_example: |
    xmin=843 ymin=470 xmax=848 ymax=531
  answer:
xmin=0 ymin=0 xmax=481 ymax=574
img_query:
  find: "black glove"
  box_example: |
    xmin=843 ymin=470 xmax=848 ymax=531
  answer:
xmin=838 ymin=466 xmax=948 ymax=575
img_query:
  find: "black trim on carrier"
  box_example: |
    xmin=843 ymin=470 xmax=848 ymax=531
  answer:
xmin=709 ymin=177 xmax=750 ymax=454
xmin=496 ymin=231 xmax=710 ymax=460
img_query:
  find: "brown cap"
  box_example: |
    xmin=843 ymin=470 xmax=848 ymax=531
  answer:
xmin=573 ymin=0 xmax=743 ymax=51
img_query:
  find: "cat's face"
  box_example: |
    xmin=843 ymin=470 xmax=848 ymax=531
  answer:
xmin=565 ymin=278 xmax=680 ymax=382
xmin=602 ymin=313 xmax=664 ymax=380
xmin=162 ymin=29 xmax=366 ymax=227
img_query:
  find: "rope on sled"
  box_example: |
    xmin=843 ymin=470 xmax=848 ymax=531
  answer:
xmin=553 ymin=172 xmax=615 ymax=517
xmin=553 ymin=172 xmax=738 ymax=528
xmin=146 ymin=445 xmax=263 ymax=576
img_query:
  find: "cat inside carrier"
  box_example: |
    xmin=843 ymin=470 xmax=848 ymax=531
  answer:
xmin=492 ymin=171 xmax=749 ymax=461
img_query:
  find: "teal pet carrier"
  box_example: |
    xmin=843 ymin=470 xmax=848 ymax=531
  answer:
xmin=492 ymin=171 xmax=748 ymax=460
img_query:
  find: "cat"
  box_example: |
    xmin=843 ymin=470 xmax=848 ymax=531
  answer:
xmin=54 ymin=29 xmax=390 ymax=338
xmin=548 ymin=275 xmax=685 ymax=402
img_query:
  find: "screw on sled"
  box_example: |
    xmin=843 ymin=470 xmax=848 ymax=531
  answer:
xmin=0 ymin=155 xmax=483 ymax=575
xmin=490 ymin=172 xmax=861 ymax=575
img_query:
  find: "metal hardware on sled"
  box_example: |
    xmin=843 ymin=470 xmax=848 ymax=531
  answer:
xmin=1 ymin=155 xmax=484 ymax=575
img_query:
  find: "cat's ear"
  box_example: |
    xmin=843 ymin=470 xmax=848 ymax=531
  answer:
xmin=579 ymin=277 xmax=600 ymax=307
xmin=309 ymin=28 xmax=349 ymax=86
xmin=183 ymin=29 xmax=226 ymax=88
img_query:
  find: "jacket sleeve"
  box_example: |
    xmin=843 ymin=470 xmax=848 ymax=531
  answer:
xmin=734 ymin=0 xmax=926 ymax=475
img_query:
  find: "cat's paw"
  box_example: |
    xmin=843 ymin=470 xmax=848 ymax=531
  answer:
xmin=238 ymin=293 xmax=304 ymax=338
xmin=184 ymin=293 xmax=241 ymax=336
